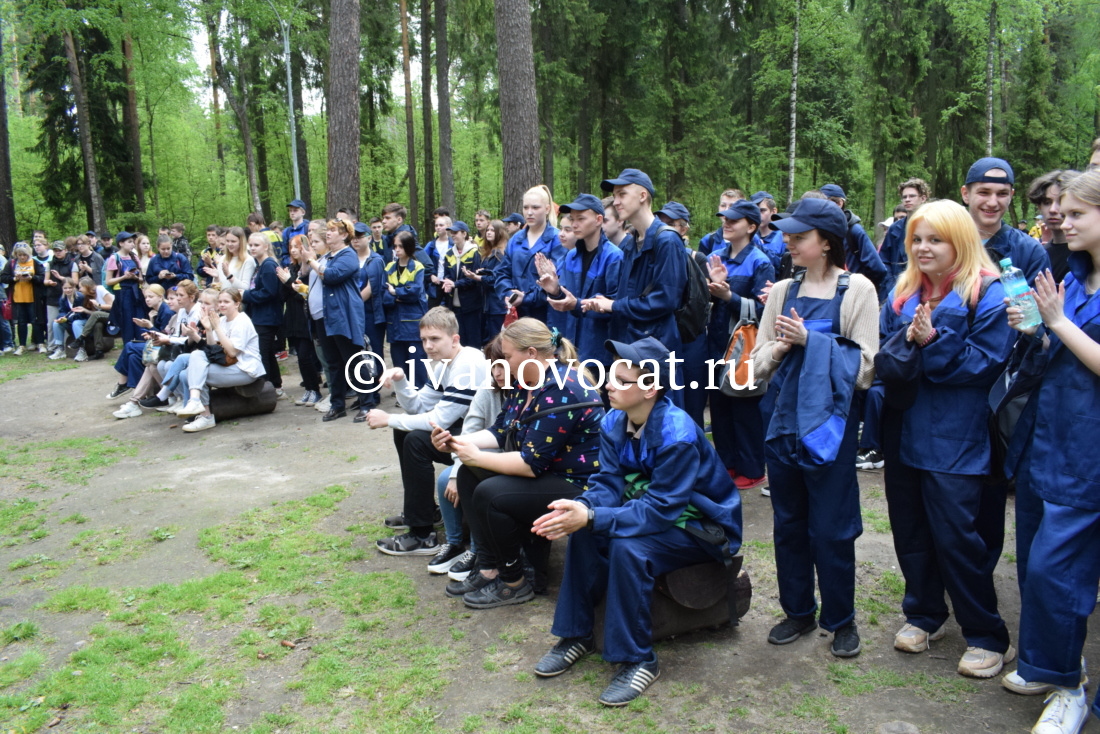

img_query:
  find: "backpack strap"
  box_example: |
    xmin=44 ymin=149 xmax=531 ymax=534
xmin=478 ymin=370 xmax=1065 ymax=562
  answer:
xmin=516 ymin=400 xmax=603 ymax=426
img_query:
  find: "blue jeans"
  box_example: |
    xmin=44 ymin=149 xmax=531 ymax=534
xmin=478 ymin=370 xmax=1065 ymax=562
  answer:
xmin=436 ymin=465 xmax=477 ymax=553
xmin=157 ymin=353 xmax=192 ymax=399
xmin=0 ymin=315 xmax=13 ymax=349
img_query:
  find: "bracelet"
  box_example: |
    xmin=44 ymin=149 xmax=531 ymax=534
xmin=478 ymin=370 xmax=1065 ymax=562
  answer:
xmin=918 ymin=328 xmax=937 ymax=348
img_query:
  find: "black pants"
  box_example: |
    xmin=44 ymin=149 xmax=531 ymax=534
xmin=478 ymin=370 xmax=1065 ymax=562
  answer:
xmin=12 ymin=302 xmax=42 ymax=346
xmin=292 ymin=335 xmax=322 ymax=393
xmin=393 ymin=426 xmax=460 ymax=534
xmin=255 ymin=324 xmax=282 ymax=389
xmin=456 ymin=466 xmax=582 ymax=583
xmin=320 ymin=333 xmax=375 ymax=412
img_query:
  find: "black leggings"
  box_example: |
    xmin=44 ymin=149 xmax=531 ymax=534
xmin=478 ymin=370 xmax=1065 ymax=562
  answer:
xmin=456 ymin=466 xmax=583 ymax=583
xmin=255 ymin=324 xmax=283 ymax=389
xmin=292 ymin=335 xmax=322 ymax=393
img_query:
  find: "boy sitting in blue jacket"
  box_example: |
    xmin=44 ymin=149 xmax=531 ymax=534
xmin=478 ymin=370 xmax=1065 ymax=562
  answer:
xmin=531 ymin=336 xmax=742 ymax=707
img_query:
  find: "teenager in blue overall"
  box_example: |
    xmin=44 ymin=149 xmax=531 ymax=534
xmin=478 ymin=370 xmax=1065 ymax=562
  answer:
xmin=145 ymin=235 xmax=194 ymax=290
xmin=498 ymin=185 xmax=563 ymax=322
xmin=749 ymin=198 xmax=880 ymax=657
xmin=999 ymin=171 xmax=1100 ymax=734
xmin=104 ymin=232 xmax=146 ymax=346
xmin=540 ymin=194 xmax=624 ymax=380
xmin=108 ymin=284 xmax=173 ymax=399
xmin=704 ymin=200 xmax=774 ymax=492
xmin=963 ymin=158 xmax=1050 ymax=286
xmin=530 ymin=336 xmax=742 ymax=707
xmin=383 ymin=231 xmax=429 ymax=390
xmin=441 ymin=221 xmax=483 ymax=348
xmin=877 ymin=200 xmax=1016 ymax=679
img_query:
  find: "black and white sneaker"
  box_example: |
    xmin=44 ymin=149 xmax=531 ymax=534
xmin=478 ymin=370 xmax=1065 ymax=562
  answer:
xmin=376 ymin=531 xmax=440 ymax=556
xmin=855 ymin=449 xmax=884 ymax=470
xmin=106 ymin=383 xmax=133 ymax=400
xmin=383 ymin=506 xmax=444 ymax=530
xmin=138 ymin=395 xmax=169 ymax=409
xmin=598 ymin=655 xmax=661 ymax=707
xmin=427 ymin=543 xmax=465 ymax=574
xmin=534 ymin=636 xmax=596 ymax=677
xmin=447 ymin=551 xmax=477 ymax=581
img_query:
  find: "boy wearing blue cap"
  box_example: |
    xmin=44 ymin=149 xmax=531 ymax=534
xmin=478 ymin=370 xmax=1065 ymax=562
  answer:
xmin=531 ymin=336 xmax=742 ymax=707
xmin=697 ymin=189 xmax=745 ymax=256
xmin=282 ymin=200 xmax=310 ymax=268
xmin=748 ymin=192 xmax=784 ymax=268
xmin=820 ymin=184 xmax=888 ymax=299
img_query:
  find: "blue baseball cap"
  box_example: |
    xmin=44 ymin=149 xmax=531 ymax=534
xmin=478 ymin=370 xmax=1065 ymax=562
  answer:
xmin=656 ymin=201 xmax=691 ymax=224
xmin=84 ymin=230 xmax=96 ymax=237
xmin=502 ymin=213 xmax=524 ymax=224
xmin=600 ymin=168 xmax=656 ymax=199
xmin=446 ymin=221 xmax=470 ymax=234
xmin=717 ymin=200 xmax=762 ymax=225
xmin=115 ymin=231 xmax=135 ymax=243
xmin=353 ymin=221 xmax=369 ymax=235
xmin=558 ymin=194 xmax=605 ymax=217
xmin=966 ymin=157 xmax=1015 ymax=185
xmin=820 ymin=184 xmax=847 ymax=200
xmin=770 ymin=199 xmax=848 ymax=240
xmin=605 ymin=337 xmax=672 ymax=388
xmin=287 ymin=199 xmax=307 ymax=210
xmin=749 ymin=191 xmax=775 ymax=204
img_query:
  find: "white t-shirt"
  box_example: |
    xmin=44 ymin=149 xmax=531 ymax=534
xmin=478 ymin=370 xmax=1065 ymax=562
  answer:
xmin=214 ymin=312 xmax=264 ymax=378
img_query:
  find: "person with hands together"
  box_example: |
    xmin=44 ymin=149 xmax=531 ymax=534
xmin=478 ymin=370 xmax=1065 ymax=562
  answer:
xmin=103 ymin=232 xmax=146 ymax=344
xmin=241 ymin=233 xmax=287 ymax=400
xmin=530 ymin=337 xmax=741 ymax=708
xmin=441 ymin=221 xmax=483 ymax=347
xmin=497 ymin=185 xmax=563 ymax=321
xmin=998 ymin=170 xmax=1100 ymax=734
xmin=749 ymin=197 xmax=879 ymax=658
xmin=277 ymin=235 xmax=325 ymax=407
xmin=1 ymin=243 xmax=46 ymax=355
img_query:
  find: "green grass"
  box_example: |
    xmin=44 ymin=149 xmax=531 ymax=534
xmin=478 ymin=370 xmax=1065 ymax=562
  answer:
xmin=0 ymin=497 xmax=46 ymax=546
xmin=0 ymin=437 xmax=138 ymax=486
xmin=0 ymin=650 xmax=47 ymax=689
xmin=827 ymin=662 xmax=977 ymax=702
xmin=0 ymin=621 xmax=40 ymax=645
xmin=60 ymin=513 xmax=88 ymax=524
xmin=0 ymin=352 xmax=78 ymax=385
xmin=69 ymin=527 xmax=149 ymax=565
xmin=861 ymin=507 xmax=892 ymax=534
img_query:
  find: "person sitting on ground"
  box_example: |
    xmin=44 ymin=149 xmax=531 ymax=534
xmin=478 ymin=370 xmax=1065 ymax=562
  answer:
xmin=369 ymin=307 xmax=489 ymax=554
xmin=431 ymin=318 xmax=605 ymax=609
xmin=145 ymin=234 xmax=194 ymax=290
xmin=175 ymin=287 xmax=266 ymax=433
xmin=71 ymin=276 xmax=113 ymax=361
xmin=530 ymin=336 xmax=742 ymax=707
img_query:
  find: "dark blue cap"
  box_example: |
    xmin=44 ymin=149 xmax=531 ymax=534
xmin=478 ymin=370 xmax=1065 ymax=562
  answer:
xmin=446 ymin=220 xmax=469 ymax=234
xmin=717 ymin=200 xmax=762 ymax=225
xmin=749 ymin=191 xmax=775 ymax=204
xmin=353 ymin=221 xmax=369 ymax=235
xmin=656 ymin=201 xmax=691 ymax=223
xmin=600 ymin=168 xmax=656 ymax=199
xmin=558 ymin=194 xmax=605 ymax=217
xmin=502 ymin=213 xmax=524 ymax=224
xmin=85 ymin=230 xmax=96 ymax=237
xmin=966 ymin=157 xmax=1015 ymax=185
xmin=820 ymin=184 xmax=847 ymax=199
xmin=115 ymin=231 xmax=135 ymax=243
xmin=287 ymin=199 xmax=307 ymax=210
xmin=605 ymin=337 xmax=672 ymax=388
xmin=770 ymin=199 xmax=848 ymax=240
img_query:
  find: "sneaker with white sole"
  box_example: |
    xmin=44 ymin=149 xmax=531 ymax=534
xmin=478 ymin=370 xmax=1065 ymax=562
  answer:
xmin=181 ymin=413 xmax=216 ymax=432
xmin=958 ymin=645 xmax=1016 ymax=678
xmin=856 ymin=449 xmax=885 ymax=470
xmin=894 ymin=622 xmax=946 ymax=653
xmin=158 ymin=397 xmax=180 ymax=413
xmin=447 ymin=550 xmax=477 ymax=581
xmin=274 ymin=388 xmax=290 ymax=401
xmin=48 ymin=348 xmax=65 ymax=360
xmin=1004 ymin=659 xmax=1088 ymax=696
xmin=376 ymin=531 xmax=440 ymax=556
xmin=314 ymin=395 xmax=332 ymax=413
xmin=0 ymin=346 xmax=13 ymax=354
xmin=598 ymin=655 xmax=661 ymax=707
xmin=112 ymin=402 xmax=143 ymax=419
xmin=37 ymin=343 xmax=47 ymax=354
xmin=74 ymin=348 xmax=87 ymax=362
xmin=427 ymin=543 xmax=466 ymax=574
xmin=1032 ymin=686 xmax=1088 ymax=734
xmin=13 ymin=345 xmax=24 ymax=356
xmin=106 ymin=383 xmax=132 ymax=400
xmin=176 ymin=399 xmax=205 ymax=418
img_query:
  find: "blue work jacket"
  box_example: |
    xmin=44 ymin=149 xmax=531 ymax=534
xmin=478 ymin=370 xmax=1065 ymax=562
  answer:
xmin=879 ymin=217 xmax=909 ymax=301
xmin=424 ymin=237 xmax=452 ymax=300
xmin=321 ymin=247 xmax=366 ymax=345
xmin=443 ymin=246 xmax=483 ymax=314
xmin=144 ymin=253 xmax=194 ymax=289
xmin=241 ymin=257 xmax=284 ymax=327
xmin=358 ymin=251 xmax=387 ymax=327
xmin=383 ymin=259 xmax=427 ymax=342
xmin=985 ymin=223 xmax=1049 ymax=286
xmin=752 ymin=229 xmax=786 ymax=271
xmin=480 ymin=251 xmax=508 ymax=315
xmin=698 ymin=227 xmax=723 ymax=257
xmin=611 ymin=218 xmax=686 ymax=353
xmin=843 ymin=214 xmax=888 ymax=298
xmin=706 ymin=241 xmax=774 ymax=358
xmin=281 ymin=220 xmax=309 ymax=267
xmin=498 ymin=225 xmax=563 ymax=317
xmin=548 ymin=235 xmax=624 ymax=366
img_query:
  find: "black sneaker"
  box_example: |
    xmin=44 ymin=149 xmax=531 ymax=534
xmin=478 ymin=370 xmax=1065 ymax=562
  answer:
xmin=138 ymin=395 xmax=169 ymax=409
xmin=463 ymin=577 xmax=535 ymax=609
xmin=534 ymin=636 xmax=596 ymax=678
xmin=767 ymin=616 xmax=818 ymax=645
xmin=831 ymin=622 xmax=861 ymax=658
xmin=446 ymin=569 xmax=493 ymax=598
xmin=855 ymin=449 xmax=884 ymax=470
xmin=384 ymin=506 xmax=444 ymax=530
xmin=447 ymin=550 xmax=477 ymax=581
xmin=376 ymin=531 xmax=440 ymax=556
xmin=426 ymin=543 xmax=465 ymax=574
xmin=598 ymin=655 xmax=661 ymax=707
xmin=106 ymin=383 xmax=132 ymax=399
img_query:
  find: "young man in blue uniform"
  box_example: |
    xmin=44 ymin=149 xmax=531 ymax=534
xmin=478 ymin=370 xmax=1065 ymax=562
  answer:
xmin=281 ymin=199 xmax=310 ymax=268
xmin=696 ymin=189 xmax=744 ymax=256
xmin=502 ymin=212 xmax=524 ymax=238
xmin=749 ymin=191 xmax=784 ymax=269
xmin=531 ymin=336 xmax=742 ymax=707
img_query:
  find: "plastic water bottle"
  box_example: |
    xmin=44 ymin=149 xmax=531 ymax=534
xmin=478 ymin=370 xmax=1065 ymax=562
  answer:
xmin=999 ymin=258 xmax=1041 ymax=330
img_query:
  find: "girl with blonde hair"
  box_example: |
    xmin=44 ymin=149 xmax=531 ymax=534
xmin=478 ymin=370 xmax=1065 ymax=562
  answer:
xmin=498 ymin=185 xmax=563 ymax=322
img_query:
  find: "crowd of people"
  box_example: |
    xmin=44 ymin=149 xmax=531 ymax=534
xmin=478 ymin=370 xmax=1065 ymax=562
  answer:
xmin=3 ymin=137 xmax=1100 ymax=726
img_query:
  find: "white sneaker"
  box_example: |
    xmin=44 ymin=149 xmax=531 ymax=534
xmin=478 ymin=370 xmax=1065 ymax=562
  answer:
xmin=1032 ymin=686 xmax=1088 ymax=734
xmin=894 ymin=623 xmax=946 ymax=653
xmin=13 ymin=345 xmax=24 ymax=356
xmin=182 ymin=413 xmax=216 ymax=433
xmin=959 ymin=645 xmax=1016 ymax=678
xmin=37 ymin=343 xmax=47 ymax=354
xmin=176 ymin=399 xmax=205 ymax=418
xmin=158 ymin=397 xmax=180 ymax=413
xmin=0 ymin=346 xmax=13 ymax=354
xmin=48 ymin=348 xmax=65 ymax=360
xmin=113 ymin=402 xmax=143 ymax=419
xmin=274 ymin=388 xmax=290 ymax=401
xmin=1004 ymin=658 xmax=1088 ymax=696
xmin=315 ymin=395 xmax=332 ymax=413
xmin=74 ymin=348 xmax=88 ymax=362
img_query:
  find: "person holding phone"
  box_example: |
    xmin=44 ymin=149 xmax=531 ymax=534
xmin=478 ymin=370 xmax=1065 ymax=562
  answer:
xmin=498 ymin=185 xmax=563 ymax=322
xmin=104 ymin=232 xmax=146 ymax=345
xmin=106 ymin=284 xmax=173 ymax=400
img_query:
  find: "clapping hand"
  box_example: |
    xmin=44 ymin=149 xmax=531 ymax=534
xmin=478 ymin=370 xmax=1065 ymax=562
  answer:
xmin=775 ymin=307 xmax=808 ymax=347
xmin=535 ymin=252 xmax=560 ymax=295
xmin=907 ymin=303 xmax=934 ymax=344
xmin=1033 ymin=269 xmax=1065 ymax=330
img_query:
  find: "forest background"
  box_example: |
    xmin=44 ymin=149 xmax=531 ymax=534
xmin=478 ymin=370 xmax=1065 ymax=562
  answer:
xmin=0 ymin=0 xmax=1097 ymax=247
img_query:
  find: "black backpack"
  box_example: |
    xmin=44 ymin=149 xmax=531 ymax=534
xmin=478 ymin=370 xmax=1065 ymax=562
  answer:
xmin=641 ymin=225 xmax=711 ymax=344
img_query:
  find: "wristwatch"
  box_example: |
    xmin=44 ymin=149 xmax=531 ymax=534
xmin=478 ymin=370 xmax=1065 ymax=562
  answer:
xmin=586 ymin=507 xmax=595 ymax=530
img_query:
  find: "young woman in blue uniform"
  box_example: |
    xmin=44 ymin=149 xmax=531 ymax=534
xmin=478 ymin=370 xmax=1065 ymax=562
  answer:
xmin=877 ymin=200 xmax=1016 ymax=678
xmin=1000 ymin=170 xmax=1100 ymax=734
xmin=441 ymin=221 xmax=483 ymax=347
xmin=241 ymin=233 xmax=285 ymax=399
xmin=104 ymin=232 xmax=146 ymax=344
xmin=474 ymin=219 xmax=508 ymax=345
xmin=383 ymin=231 xmax=429 ymax=390
xmin=750 ymin=198 xmax=880 ymax=658
xmin=498 ymin=185 xmax=563 ymax=321
xmin=704 ymin=200 xmax=774 ymax=491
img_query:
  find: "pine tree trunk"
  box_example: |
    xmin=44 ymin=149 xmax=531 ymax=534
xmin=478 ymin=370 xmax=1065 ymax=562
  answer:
xmin=254 ymin=105 xmax=271 ymax=221
xmin=121 ymin=35 xmax=145 ymax=212
xmin=208 ymin=25 xmax=225 ymax=194
xmin=400 ymin=0 xmax=418 ymax=224
xmin=435 ymin=0 xmax=454 ymax=214
xmin=291 ymin=50 xmax=312 ymax=212
xmin=421 ymin=0 xmax=435 ymax=228
xmin=986 ymin=0 xmax=996 ymax=156
xmin=63 ymin=30 xmax=107 ymax=233
xmin=873 ymin=158 xmax=886 ymax=232
xmin=327 ymin=0 xmax=361 ymax=215
xmin=0 ymin=19 xmax=16 ymax=247
xmin=786 ymin=0 xmax=800 ymax=207
xmin=493 ymin=0 xmax=541 ymax=214
xmin=136 ymin=40 xmax=159 ymax=215
xmin=577 ymin=82 xmax=590 ymax=193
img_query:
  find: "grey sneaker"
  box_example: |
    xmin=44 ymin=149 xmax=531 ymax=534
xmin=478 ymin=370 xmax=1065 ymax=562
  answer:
xmin=534 ymin=636 xmax=596 ymax=678
xmin=598 ymin=656 xmax=661 ymax=707
xmin=375 ymin=531 xmax=440 ymax=556
xmin=462 ymin=577 xmax=534 ymax=609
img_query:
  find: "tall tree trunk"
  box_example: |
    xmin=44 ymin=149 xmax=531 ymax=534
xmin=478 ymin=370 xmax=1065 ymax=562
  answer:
xmin=786 ymin=0 xmax=801 ymax=206
xmin=873 ymin=158 xmax=886 ymax=232
xmin=985 ymin=0 xmax=996 ymax=156
xmin=208 ymin=27 xmax=225 ymax=194
xmin=0 ymin=18 xmax=16 ymax=246
xmin=136 ymin=40 xmax=159 ymax=215
xmin=328 ymin=0 xmax=361 ymax=215
xmin=63 ymin=30 xmax=107 ymax=232
xmin=577 ymin=82 xmax=590 ymax=193
xmin=211 ymin=55 xmax=263 ymax=214
xmin=254 ymin=105 xmax=271 ymax=221
xmin=9 ymin=23 xmax=22 ymax=117
xmin=121 ymin=35 xmax=145 ymax=212
xmin=400 ymin=0 xmax=418 ymax=224
xmin=435 ymin=0 xmax=454 ymax=214
xmin=291 ymin=50 xmax=312 ymax=213
xmin=421 ymin=0 xmax=435 ymax=227
xmin=493 ymin=0 xmax=540 ymax=214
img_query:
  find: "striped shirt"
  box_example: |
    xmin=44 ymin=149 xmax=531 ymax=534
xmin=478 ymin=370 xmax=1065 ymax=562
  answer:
xmin=390 ymin=346 xmax=488 ymax=432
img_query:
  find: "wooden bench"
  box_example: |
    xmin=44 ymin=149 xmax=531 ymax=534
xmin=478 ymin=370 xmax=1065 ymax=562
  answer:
xmin=209 ymin=379 xmax=278 ymax=421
